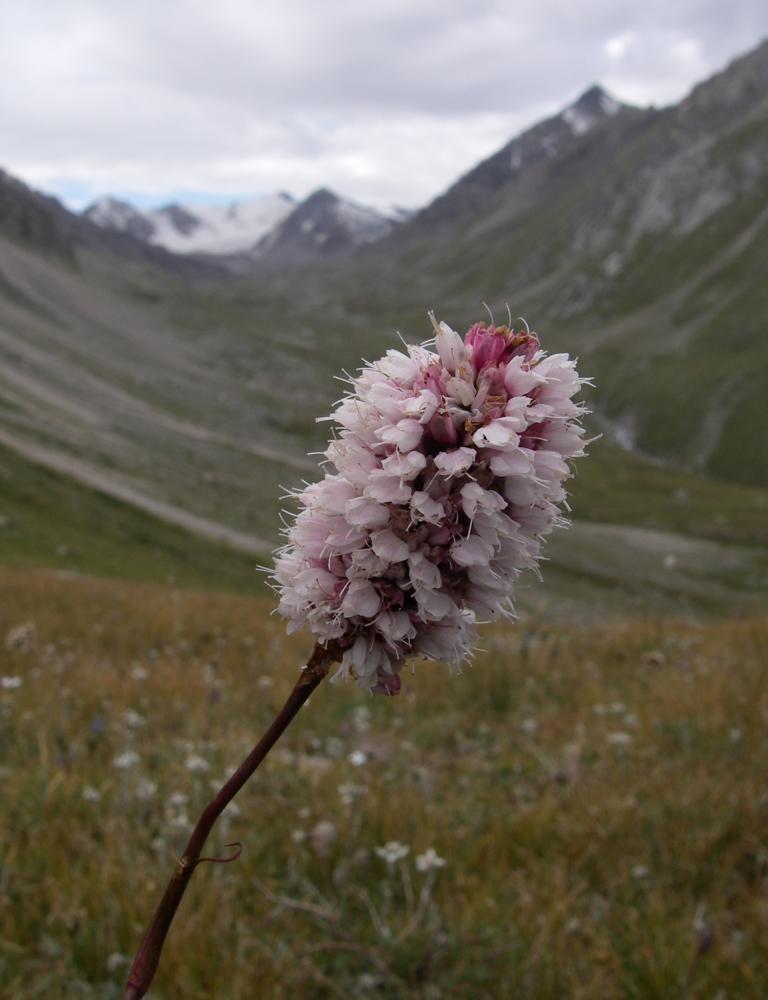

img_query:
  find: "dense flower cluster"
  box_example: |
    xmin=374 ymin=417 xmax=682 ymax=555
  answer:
xmin=272 ymin=315 xmax=589 ymax=694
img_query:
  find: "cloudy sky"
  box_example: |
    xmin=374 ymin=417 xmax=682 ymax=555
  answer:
xmin=2 ymin=1 xmax=768 ymax=212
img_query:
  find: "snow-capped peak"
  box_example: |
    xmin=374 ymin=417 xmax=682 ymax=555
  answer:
xmin=147 ymin=193 xmax=296 ymax=254
xmin=83 ymin=192 xmax=297 ymax=256
xmin=561 ymin=85 xmax=623 ymax=136
xmin=86 ymin=197 xmax=139 ymax=227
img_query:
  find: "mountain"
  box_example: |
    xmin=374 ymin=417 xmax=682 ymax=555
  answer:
xmin=83 ymin=192 xmax=296 ymax=255
xmin=361 ymin=41 xmax=768 ymax=486
xmin=82 ymin=188 xmax=396 ymax=262
xmin=1 ymin=39 xmax=768 ymax=611
xmin=252 ymin=187 xmax=395 ymax=264
xmin=0 ymin=169 xmax=220 ymax=278
xmin=412 ymin=85 xmax=647 ymax=230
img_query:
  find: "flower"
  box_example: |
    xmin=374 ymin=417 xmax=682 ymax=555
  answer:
xmin=310 ymin=820 xmax=337 ymax=856
xmin=4 ymin=621 xmax=36 ymax=653
xmin=120 ymin=708 xmax=145 ymax=729
xmin=136 ymin=778 xmax=158 ymax=801
xmin=416 ymin=847 xmax=447 ymax=872
xmin=184 ymin=754 xmax=210 ymax=773
xmin=273 ymin=315 xmax=589 ymax=693
xmin=607 ymin=731 xmax=632 ymax=746
xmin=113 ymin=750 xmax=140 ymax=770
xmin=375 ymin=841 xmax=410 ymax=865
xmin=338 ymin=782 xmax=366 ymax=806
xmin=82 ymin=784 xmax=102 ymax=803
xmin=1 ymin=676 xmax=22 ymax=690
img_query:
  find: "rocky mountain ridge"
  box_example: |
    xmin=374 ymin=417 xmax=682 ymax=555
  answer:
xmin=82 ymin=187 xmax=397 ymax=263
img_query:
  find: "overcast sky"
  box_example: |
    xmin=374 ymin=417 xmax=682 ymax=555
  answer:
xmin=2 ymin=1 xmax=767 ymax=212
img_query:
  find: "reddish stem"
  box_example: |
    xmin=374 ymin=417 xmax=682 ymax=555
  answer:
xmin=123 ymin=641 xmax=340 ymax=1000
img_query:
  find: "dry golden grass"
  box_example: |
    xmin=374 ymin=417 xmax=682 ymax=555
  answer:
xmin=1 ymin=567 xmax=767 ymax=998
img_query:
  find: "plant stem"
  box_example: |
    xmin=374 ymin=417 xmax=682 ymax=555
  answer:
xmin=123 ymin=641 xmax=340 ymax=1000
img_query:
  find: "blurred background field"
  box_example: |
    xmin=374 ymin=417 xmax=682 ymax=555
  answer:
xmin=2 ymin=570 xmax=767 ymax=998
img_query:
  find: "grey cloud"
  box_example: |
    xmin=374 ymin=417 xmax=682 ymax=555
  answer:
xmin=2 ymin=0 xmax=767 ymax=208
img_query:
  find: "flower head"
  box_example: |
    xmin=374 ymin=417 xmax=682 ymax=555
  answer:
xmin=415 ymin=847 xmax=447 ymax=872
xmin=273 ymin=314 xmax=589 ymax=693
xmin=375 ymin=840 xmax=410 ymax=865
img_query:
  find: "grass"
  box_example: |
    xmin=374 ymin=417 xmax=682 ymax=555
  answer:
xmin=0 ymin=443 xmax=264 ymax=594
xmin=1 ymin=568 xmax=767 ymax=998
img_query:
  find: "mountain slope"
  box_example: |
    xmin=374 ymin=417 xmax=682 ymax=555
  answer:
xmin=412 ymin=85 xmax=647 ymax=230
xmin=1 ymin=40 xmax=768 ymax=608
xmin=251 ymin=187 xmax=395 ymax=264
xmin=0 ymin=170 xmax=221 ymax=279
xmin=334 ymin=40 xmax=768 ymax=487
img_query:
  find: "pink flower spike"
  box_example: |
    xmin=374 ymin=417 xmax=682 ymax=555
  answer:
xmin=272 ymin=312 xmax=590 ymax=694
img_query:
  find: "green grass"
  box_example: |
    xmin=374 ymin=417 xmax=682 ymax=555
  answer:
xmin=0 ymin=443 xmax=264 ymax=594
xmin=1 ymin=570 xmax=767 ymax=998
xmin=569 ymin=440 xmax=768 ymax=548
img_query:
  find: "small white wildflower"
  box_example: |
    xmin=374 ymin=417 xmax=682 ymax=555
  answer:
xmin=1 ymin=676 xmax=22 ymax=690
xmin=168 ymin=811 xmax=190 ymax=830
xmin=113 ymin=750 xmax=140 ymax=770
xmin=106 ymin=952 xmax=128 ymax=974
xmin=375 ymin=841 xmax=410 ymax=865
xmin=167 ymin=791 xmax=189 ymax=808
xmin=82 ymin=785 xmax=102 ymax=803
xmin=730 ymin=728 xmax=743 ymax=743
xmin=348 ymin=750 xmax=367 ymax=767
xmin=310 ymin=820 xmax=337 ymax=856
xmin=356 ymin=972 xmax=381 ymax=992
xmin=291 ymin=828 xmax=306 ymax=844
xmin=185 ymin=754 xmax=210 ymax=773
xmin=415 ymin=847 xmax=446 ymax=872
xmin=136 ymin=778 xmax=157 ymax=801
xmin=4 ymin=622 xmax=36 ymax=653
xmin=338 ymin=782 xmax=366 ymax=806
xmin=120 ymin=708 xmax=145 ymax=729
xmin=632 ymin=864 xmax=650 ymax=879
xmin=225 ymin=801 xmax=241 ymax=818
xmin=257 ymin=675 xmax=273 ymax=689
xmin=325 ymin=736 xmax=345 ymax=758
xmin=609 ymin=702 xmax=626 ymax=715
xmin=521 ymin=718 xmax=538 ymax=735
xmin=607 ymin=732 xmax=632 ymax=746
xmin=130 ymin=664 xmax=148 ymax=681
xmin=352 ymin=705 xmax=371 ymax=733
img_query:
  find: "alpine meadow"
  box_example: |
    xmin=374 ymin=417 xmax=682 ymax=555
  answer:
xmin=1 ymin=28 xmax=768 ymax=1000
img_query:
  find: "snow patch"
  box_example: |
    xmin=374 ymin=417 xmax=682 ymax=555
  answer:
xmin=147 ymin=194 xmax=296 ymax=254
xmin=334 ymin=198 xmax=391 ymax=243
xmin=563 ymin=106 xmax=595 ymax=136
